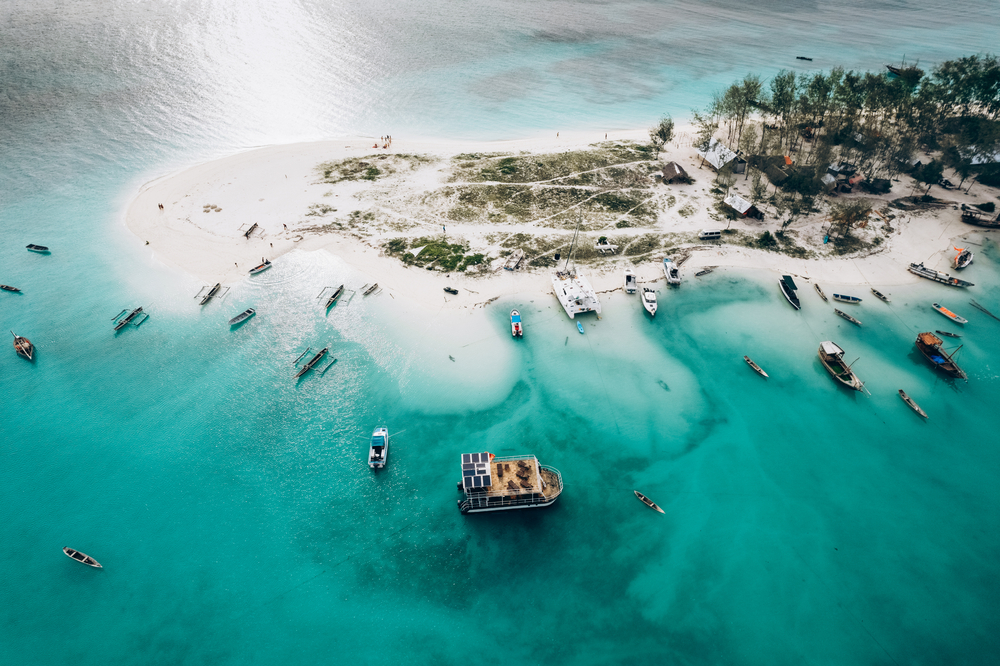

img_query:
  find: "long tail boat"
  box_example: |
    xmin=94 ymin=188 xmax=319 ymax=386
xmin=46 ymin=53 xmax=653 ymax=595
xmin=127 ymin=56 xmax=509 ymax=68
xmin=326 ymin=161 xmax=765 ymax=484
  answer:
xmin=914 ymin=332 xmax=966 ymax=380
xmin=744 ymin=355 xmax=768 ymax=378
xmin=818 ymin=341 xmax=864 ymax=391
xmin=908 ymin=262 xmax=973 ymax=288
xmin=11 ymin=330 xmax=34 ymax=360
xmin=295 ymin=347 xmax=328 ymax=378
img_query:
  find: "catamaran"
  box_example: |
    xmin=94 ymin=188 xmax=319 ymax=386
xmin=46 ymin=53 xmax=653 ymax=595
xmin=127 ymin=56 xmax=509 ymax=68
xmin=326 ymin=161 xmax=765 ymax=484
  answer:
xmin=457 ymin=451 xmax=563 ymax=514
xmin=551 ymin=218 xmax=601 ymax=319
xmin=368 ymin=426 xmax=389 ymax=469
xmin=817 ymin=341 xmax=864 ymax=391
xmin=662 ymin=257 xmax=681 ymax=285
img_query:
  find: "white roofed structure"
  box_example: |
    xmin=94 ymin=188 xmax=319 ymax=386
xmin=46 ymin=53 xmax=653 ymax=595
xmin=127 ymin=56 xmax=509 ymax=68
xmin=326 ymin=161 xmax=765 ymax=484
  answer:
xmin=723 ymin=193 xmax=763 ymax=219
xmin=697 ymin=138 xmax=738 ymax=171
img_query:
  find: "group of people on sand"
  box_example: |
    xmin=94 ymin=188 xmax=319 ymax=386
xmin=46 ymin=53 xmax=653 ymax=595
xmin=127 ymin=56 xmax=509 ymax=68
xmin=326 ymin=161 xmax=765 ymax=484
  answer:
xmin=372 ymin=134 xmax=392 ymax=149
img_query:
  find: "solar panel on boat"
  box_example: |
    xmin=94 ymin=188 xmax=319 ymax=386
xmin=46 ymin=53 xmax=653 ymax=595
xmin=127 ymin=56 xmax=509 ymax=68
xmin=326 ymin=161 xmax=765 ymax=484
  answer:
xmin=463 ymin=454 xmax=472 ymax=464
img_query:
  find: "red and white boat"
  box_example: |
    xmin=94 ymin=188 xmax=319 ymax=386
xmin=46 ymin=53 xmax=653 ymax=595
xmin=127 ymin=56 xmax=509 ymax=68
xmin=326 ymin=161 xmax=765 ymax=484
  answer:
xmin=510 ymin=310 xmax=523 ymax=337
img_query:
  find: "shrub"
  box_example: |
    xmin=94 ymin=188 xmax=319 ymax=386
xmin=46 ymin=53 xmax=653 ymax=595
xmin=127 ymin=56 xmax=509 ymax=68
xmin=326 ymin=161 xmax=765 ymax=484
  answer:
xmin=757 ymin=230 xmax=777 ymax=248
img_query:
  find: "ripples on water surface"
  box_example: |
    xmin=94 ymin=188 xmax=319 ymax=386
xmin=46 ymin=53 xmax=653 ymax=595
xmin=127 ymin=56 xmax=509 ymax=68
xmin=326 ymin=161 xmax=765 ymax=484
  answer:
xmin=2 ymin=1 xmax=1000 ymax=664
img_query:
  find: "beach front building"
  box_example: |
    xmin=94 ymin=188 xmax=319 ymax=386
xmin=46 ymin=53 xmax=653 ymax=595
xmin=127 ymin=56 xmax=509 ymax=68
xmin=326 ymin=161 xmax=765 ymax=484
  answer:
xmin=457 ymin=452 xmax=563 ymax=514
xmin=697 ymin=138 xmax=737 ymax=171
xmin=723 ymin=193 xmax=763 ymax=220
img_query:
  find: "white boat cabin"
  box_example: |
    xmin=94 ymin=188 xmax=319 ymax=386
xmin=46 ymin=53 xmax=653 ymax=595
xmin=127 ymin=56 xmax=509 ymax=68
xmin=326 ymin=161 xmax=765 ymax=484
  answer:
xmin=368 ymin=427 xmax=388 ymax=469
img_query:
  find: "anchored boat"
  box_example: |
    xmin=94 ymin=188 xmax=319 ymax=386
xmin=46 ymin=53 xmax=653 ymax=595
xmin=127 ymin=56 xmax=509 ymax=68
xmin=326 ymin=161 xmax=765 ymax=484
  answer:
xmin=871 ymin=288 xmax=890 ymax=303
xmin=743 ymin=355 xmax=768 ymax=378
xmin=249 ymin=259 xmax=272 ymax=275
xmin=553 ymin=217 xmax=601 ymax=319
xmin=624 ymin=268 xmax=637 ymax=294
xmin=695 ymin=268 xmax=714 ymax=277
xmin=953 ymin=247 xmax=973 ymax=269
xmin=914 ymin=332 xmax=966 ymax=380
xmin=510 ymin=310 xmax=523 ymax=337
xmin=834 ymin=308 xmax=862 ymax=326
xmin=634 ymin=490 xmax=665 ymax=513
xmin=1 ymin=285 xmax=20 ymax=292
xmin=11 ymin=331 xmax=33 ymax=360
xmin=63 ymin=547 xmax=102 ymax=568
xmin=368 ymin=426 xmax=389 ymax=469
xmin=814 ymin=284 xmax=828 ymax=301
xmin=818 ymin=341 xmax=864 ymax=391
xmin=908 ymin=262 xmax=973 ymax=288
xmin=898 ymin=390 xmax=928 ymax=418
xmin=444 ymin=287 xmax=458 ymax=295
xmin=457 ymin=452 xmax=563 ymax=514
xmin=641 ymin=287 xmax=657 ymax=316
xmin=833 ymin=293 xmax=862 ymax=304
xmin=295 ymin=347 xmax=328 ymax=378
xmin=228 ymin=308 xmax=255 ymax=325
xmin=662 ymin=257 xmax=681 ymax=285
xmin=936 ymin=330 xmax=960 ymax=338
xmin=932 ymin=303 xmax=968 ymax=324
xmin=26 ymin=244 xmax=49 ymax=253
xmin=200 ymin=283 xmax=221 ymax=305
xmin=114 ymin=307 xmax=143 ymax=331
xmin=325 ymin=285 xmax=345 ymax=308
xmin=779 ymin=275 xmax=800 ymax=310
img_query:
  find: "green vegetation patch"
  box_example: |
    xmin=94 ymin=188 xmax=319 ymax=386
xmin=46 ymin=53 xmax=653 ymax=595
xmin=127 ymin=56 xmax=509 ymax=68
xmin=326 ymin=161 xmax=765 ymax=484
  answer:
xmin=383 ymin=236 xmax=487 ymax=272
xmin=317 ymin=153 xmax=435 ymax=183
xmin=451 ymin=141 xmax=656 ymax=185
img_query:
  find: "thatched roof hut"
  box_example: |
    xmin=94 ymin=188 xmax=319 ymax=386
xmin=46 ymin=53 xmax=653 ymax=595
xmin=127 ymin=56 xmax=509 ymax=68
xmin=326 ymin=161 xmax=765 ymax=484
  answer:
xmin=661 ymin=161 xmax=689 ymax=183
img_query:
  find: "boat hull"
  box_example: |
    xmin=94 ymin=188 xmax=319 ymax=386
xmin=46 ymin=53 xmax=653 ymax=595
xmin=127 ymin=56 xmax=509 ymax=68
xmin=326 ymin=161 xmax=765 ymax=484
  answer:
xmin=915 ymin=333 xmax=966 ymax=379
xmin=780 ymin=279 xmax=800 ymax=310
xmin=932 ymin=303 xmax=967 ymax=324
xmin=818 ymin=342 xmax=863 ymax=391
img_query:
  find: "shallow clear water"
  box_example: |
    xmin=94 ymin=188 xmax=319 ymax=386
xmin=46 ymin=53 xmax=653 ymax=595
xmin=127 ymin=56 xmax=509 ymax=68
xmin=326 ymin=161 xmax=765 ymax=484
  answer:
xmin=2 ymin=2 xmax=1000 ymax=664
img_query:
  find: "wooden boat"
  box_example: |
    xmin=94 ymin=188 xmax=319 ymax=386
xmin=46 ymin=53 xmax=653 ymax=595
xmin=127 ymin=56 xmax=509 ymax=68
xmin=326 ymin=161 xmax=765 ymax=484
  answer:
xmin=249 ymin=259 xmax=272 ymax=275
xmin=908 ymin=262 xmax=973 ymax=288
xmin=814 ymin=283 xmax=828 ymax=301
xmin=228 ymin=308 xmax=255 ymax=325
xmin=243 ymin=222 xmax=258 ymax=239
xmin=11 ymin=331 xmax=34 ymax=360
xmin=936 ymin=330 xmax=960 ymax=338
xmin=833 ymin=293 xmax=862 ymax=304
xmin=953 ymin=247 xmax=973 ymax=269
xmin=743 ymin=355 xmax=768 ymax=378
xmin=834 ymin=308 xmax=862 ymax=326
xmin=641 ymin=287 xmax=657 ymax=316
xmin=885 ymin=64 xmax=903 ymax=76
xmin=368 ymin=426 xmax=389 ymax=469
xmin=444 ymin=287 xmax=458 ymax=295
xmin=63 ymin=547 xmax=102 ymax=568
xmin=932 ymin=303 xmax=968 ymax=324
xmin=510 ymin=310 xmax=523 ymax=337
xmin=26 ymin=244 xmax=49 ymax=253
xmin=295 ymin=347 xmax=328 ymax=378
xmin=662 ymin=257 xmax=681 ymax=285
xmin=695 ymin=268 xmax=714 ymax=277
xmin=200 ymin=283 xmax=221 ymax=305
xmin=0 ymin=285 xmax=20 ymax=292
xmin=871 ymin=288 xmax=890 ymax=303
xmin=779 ymin=275 xmax=800 ymax=310
xmin=577 ymin=321 xmax=585 ymax=334
xmin=634 ymin=490 xmax=664 ymax=514
xmin=363 ymin=283 xmax=379 ymax=296
xmin=503 ymin=248 xmax=525 ymax=271
xmin=325 ymin=285 xmax=345 ymax=308
xmin=960 ymin=208 xmax=1000 ymax=228
xmin=623 ymin=268 xmax=638 ymax=293
xmin=898 ymin=390 xmax=928 ymax=418
xmin=114 ymin=306 xmax=143 ymax=331
xmin=817 ymin=341 xmax=864 ymax=391
xmin=796 ymin=56 xmax=813 ymax=61
xmin=914 ymin=332 xmax=966 ymax=380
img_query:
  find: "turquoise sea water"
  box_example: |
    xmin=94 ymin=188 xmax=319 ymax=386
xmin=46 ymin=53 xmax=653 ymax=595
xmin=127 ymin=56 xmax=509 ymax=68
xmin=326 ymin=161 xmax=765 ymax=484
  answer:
xmin=3 ymin=1 xmax=1000 ymax=664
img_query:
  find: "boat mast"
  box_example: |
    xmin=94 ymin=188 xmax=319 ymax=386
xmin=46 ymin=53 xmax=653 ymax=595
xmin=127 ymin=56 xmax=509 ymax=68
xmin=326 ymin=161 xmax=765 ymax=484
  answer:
xmin=564 ymin=215 xmax=582 ymax=273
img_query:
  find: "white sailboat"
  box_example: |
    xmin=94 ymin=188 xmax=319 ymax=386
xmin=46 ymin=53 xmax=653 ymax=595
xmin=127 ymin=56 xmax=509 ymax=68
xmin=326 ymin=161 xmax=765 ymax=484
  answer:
xmin=552 ymin=219 xmax=601 ymax=319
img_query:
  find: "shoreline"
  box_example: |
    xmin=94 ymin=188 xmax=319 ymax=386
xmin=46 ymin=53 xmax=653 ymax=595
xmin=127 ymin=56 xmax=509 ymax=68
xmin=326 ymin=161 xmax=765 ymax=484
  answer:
xmin=125 ymin=130 xmax=996 ymax=311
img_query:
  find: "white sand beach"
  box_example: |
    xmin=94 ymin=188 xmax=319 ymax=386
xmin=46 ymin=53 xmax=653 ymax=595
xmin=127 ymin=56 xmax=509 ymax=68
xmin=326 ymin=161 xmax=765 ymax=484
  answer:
xmin=126 ymin=128 xmax=997 ymax=311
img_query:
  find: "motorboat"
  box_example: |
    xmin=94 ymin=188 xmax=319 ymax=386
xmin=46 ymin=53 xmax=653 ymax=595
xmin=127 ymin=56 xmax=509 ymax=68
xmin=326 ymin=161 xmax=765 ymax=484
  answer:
xmin=229 ymin=308 xmax=256 ymax=325
xmin=932 ymin=303 xmax=968 ymax=324
xmin=914 ymin=332 xmax=966 ymax=380
xmin=1 ymin=285 xmax=20 ymax=292
xmin=368 ymin=426 xmax=389 ymax=469
xmin=249 ymin=259 xmax=272 ymax=275
xmin=641 ymin=287 xmax=657 ymax=316
xmin=662 ymin=257 xmax=681 ymax=285
xmin=11 ymin=331 xmax=33 ymax=360
xmin=510 ymin=310 xmax=523 ymax=337
xmin=817 ymin=341 xmax=864 ymax=391
xmin=63 ymin=547 xmax=102 ymax=568
xmin=744 ymin=355 xmax=768 ymax=378
xmin=623 ymin=269 xmax=638 ymax=294
xmin=457 ymin=452 xmax=563 ymax=514
xmin=26 ymin=244 xmax=49 ymax=253
xmin=953 ymin=247 xmax=973 ymax=269
xmin=898 ymin=390 xmax=928 ymax=418
xmin=634 ymin=490 xmax=664 ymax=514
xmin=779 ymin=275 xmax=800 ymax=310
